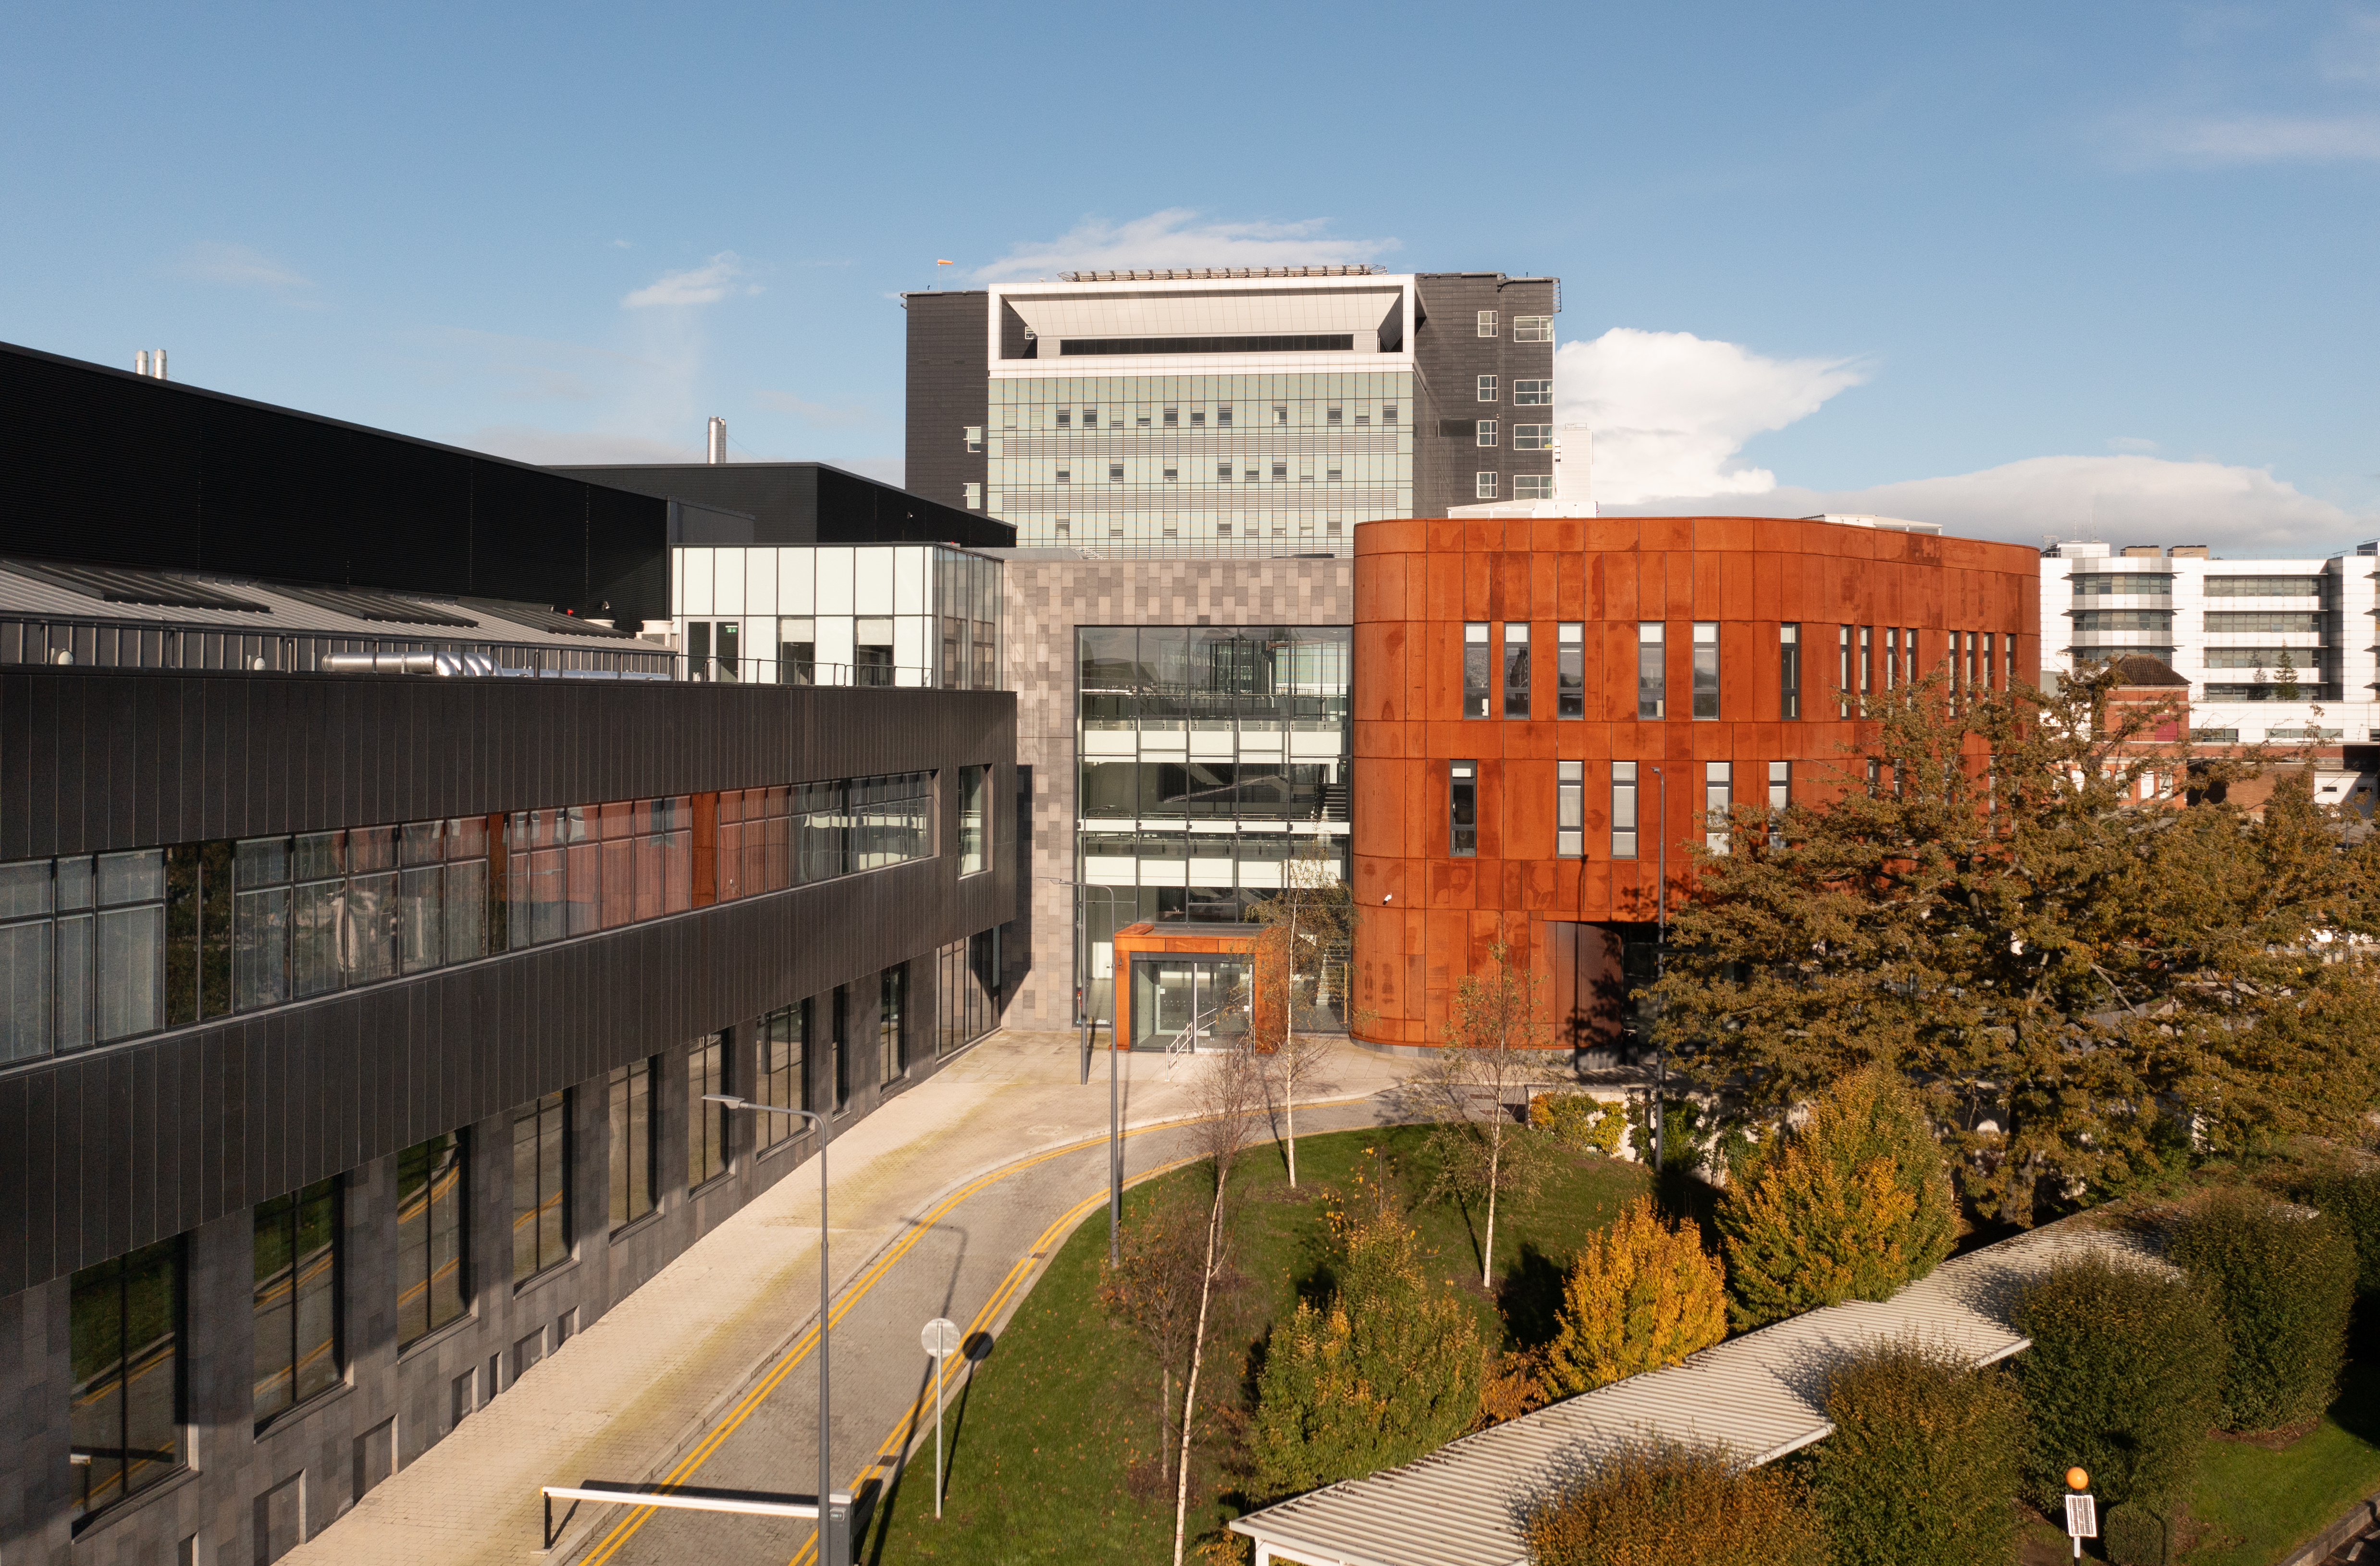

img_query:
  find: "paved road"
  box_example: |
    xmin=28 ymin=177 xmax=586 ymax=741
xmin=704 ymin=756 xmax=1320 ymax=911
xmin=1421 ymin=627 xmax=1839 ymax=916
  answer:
xmin=288 ymin=1033 xmax=1415 ymax=1566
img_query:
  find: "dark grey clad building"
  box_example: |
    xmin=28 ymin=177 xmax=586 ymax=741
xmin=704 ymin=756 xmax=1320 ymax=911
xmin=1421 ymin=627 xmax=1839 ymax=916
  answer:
xmin=903 ymin=267 xmax=1560 ymax=550
xmin=0 ymin=349 xmax=1017 ymax=1565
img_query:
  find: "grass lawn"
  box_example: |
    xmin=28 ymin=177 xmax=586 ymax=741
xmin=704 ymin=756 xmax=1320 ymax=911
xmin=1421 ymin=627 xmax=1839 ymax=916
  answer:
xmin=862 ymin=1122 xmax=1649 ymax=1565
xmin=2176 ymin=1316 xmax=2380 ymax=1566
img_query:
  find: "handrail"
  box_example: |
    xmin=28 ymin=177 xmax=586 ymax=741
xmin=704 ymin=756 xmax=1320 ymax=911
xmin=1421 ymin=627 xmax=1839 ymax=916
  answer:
xmin=538 ymin=1482 xmax=846 ymax=1552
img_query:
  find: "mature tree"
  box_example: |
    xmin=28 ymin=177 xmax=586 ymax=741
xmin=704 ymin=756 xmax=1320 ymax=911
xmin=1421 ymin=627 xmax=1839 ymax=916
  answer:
xmin=1652 ymin=666 xmax=2380 ymax=1223
xmin=1247 ymin=835 xmax=1356 ymax=1187
xmin=1419 ymin=941 xmax=1561 ymax=1286
xmin=1251 ymin=1155 xmax=1485 ymax=1495
xmin=1098 ymin=1189 xmax=1210 ymax=1487
xmin=1173 ymin=1036 xmax=1263 ymax=1566
xmin=1541 ymin=1196 xmax=1727 ymax=1396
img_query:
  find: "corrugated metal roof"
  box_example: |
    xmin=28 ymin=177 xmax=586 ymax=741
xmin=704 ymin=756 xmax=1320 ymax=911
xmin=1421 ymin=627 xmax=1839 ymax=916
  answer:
xmin=1231 ymin=1218 xmax=2163 ymax=1566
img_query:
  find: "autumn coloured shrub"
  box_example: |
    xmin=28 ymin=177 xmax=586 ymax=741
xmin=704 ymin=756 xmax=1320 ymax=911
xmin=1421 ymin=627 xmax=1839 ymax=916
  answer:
xmin=1540 ymin=1196 xmax=1727 ymax=1398
xmin=2012 ymin=1252 xmax=2224 ymax=1510
xmin=1716 ymin=1065 xmax=1957 ymax=1329
xmin=1809 ymin=1341 xmax=2027 ymax=1566
xmin=2170 ymin=1185 xmax=2357 ymax=1432
xmin=1531 ymin=1093 xmax=1628 ymax=1156
xmin=1523 ymin=1440 xmax=1827 ymax=1566
xmin=2298 ymin=1164 xmax=2380 ymax=1297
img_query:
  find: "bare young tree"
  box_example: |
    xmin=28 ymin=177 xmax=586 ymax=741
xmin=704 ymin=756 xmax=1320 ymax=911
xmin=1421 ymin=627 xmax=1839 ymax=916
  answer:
xmin=1418 ymin=940 xmax=1559 ymax=1289
xmin=1173 ymin=1034 xmax=1263 ymax=1566
xmin=1248 ymin=834 xmax=1355 ymax=1187
xmin=1097 ymin=1190 xmax=1207 ymax=1488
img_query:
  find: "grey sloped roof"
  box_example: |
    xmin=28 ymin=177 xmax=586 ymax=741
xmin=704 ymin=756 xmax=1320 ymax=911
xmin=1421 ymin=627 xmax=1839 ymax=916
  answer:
xmin=1231 ymin=1218 xmax=2161 ymax=1566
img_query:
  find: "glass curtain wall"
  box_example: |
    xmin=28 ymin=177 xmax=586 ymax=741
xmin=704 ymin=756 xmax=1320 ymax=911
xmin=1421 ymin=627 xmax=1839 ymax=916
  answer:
xmin=1075 ymin=625 xmax=1351 ymax=1023
xmin=935 ymin=933 xmax=999 ymax=1057
xmin=987 ymin=372 xmax=1415 ymax=553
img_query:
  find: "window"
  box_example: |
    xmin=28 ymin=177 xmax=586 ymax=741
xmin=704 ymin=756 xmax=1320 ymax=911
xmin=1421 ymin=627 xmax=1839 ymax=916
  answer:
xmin=1476 ymin=420 xmax=1499 ymax=447
xmin=1163 ymin=407 xmax=1178 ymax=426
xmin=1382 ymin=403 xmax=1397 ymax=424
xmin=1217 ymin=462 xmax=1232 ymax=481
xmin=1463 ymin=623 xmax=1492 ymax=717
xmin=880 ymin=965 xmax=907 ymax=1084
xmin=1504 ymin=623 xmax=1530 ymax=718
xmin=2004 ymin=634 xmax=2016 ymax=688
xmin=938 ymin=933 xmax=999 ymax=1056
xmin=1884 ymin=628 xmax=1900 ymax=690
xmin=511 ymin=1092 xmax=568 ymax=1283
xmin=1162 ymin=466 xmax=1178 ymax=483
xmin=959 ymin=765 xmax=988 ymax=875
xmin=1513 ymin=475 xmax=1554 ymax=499
xmin=1190 ymin=409 xmax=1206 ymax=427
xmin=1637 ymin=624 xmax=1665 ymax=718
xmin=1611 ymin=763 xmax=1639 ymax=859
xmin=1271 ymin=461 xmax=1287 ymax=482
xmin=962 ymin=482 xmax=980 ymax=509
xmin=2072 ymin=609 xmax=2172 ymax=632
xmin=2209 ymin=576 xmax=2331 ymax=598
xmin=1513 ymin=315 xmax=1553 ymax=342
xmin=962 ymin=426 xmax=982 ymax=452
xmin=70 ymin=1238 xmax=184 ymax=1519
xmin=1327 ymin=405 xmax=1342 ymax=425
xmin=1055 ymin=409 xmax=1072 ymax=428
xmin=1083 ymin=407 xmax=1098 ymax=428
xmin=1779 ymin=624 xmax=1801 ymax=718
xmin=1055 ymin=519 xmax=1071 ymax=537
xmin=1274 ymin=404 xmax=1288 ymax=425
xmin=1513 ymin=378 xmax=1553 ymax=405
xmin=1767 ymin=761 xmax=1791 ymax=812
xmin=1475 ymin=472 xmax=1499 ymax=499
xmin=607 ymin=1060 xmax=655 ymax=1232
xmin=759 ymin=1003 xmax=807 ymax=1147
xmin=1327 ymin=463 xmax=1342 ymax=481
xmin=1556 ymin=623 xmax=1584 ymax=718
xmin=1478 ymin=375 xmax=1499 ymax=402
xmin=1055 ymin=467 xmax=1071 ymax=484
xmin=2069 ymin=572 xmax=2175 ymax=597
xmin=253 ymin=1179 xmax=340 ymax=1425
xmin=1692 ymin=623 xmax=1719 ymax=718
xmin=1964 ymin=631 xmax=1979 ymax=692
xmin=1217 ymin=404 xmax=1233 ymax=427
xmin=833 ymin=986 xmax=850 ymax=1111
xmin=1477 ymin=310 xmax=1498 ymax=336
xmin=1704 ymin=762 xmax=1732 ymax=854
xmin=1837 ymin=625 xmax=1853 ymax=716
xmin=1982 ymin=632 xmax=1997 ymax=689
xmin=1449 ymin=762 xmax=1478 ymax=857
xmin=396 ymin=1134 xmax=467 ymax=1348
xmin=1511 ymin=425 xmax=1551 ymax=451
xmin=1557 ymin=761 xmax=1585 ymax=857
xmin=1108 ymin=463 xmax=1123 ymax=483
xmin=1860 ymin=626 xmax=1874 ymax=695
xmin=688 ymin=1035 xmax=727 ymax=1188
xmin=1136 ymin=409 xmax=1150 ymax=428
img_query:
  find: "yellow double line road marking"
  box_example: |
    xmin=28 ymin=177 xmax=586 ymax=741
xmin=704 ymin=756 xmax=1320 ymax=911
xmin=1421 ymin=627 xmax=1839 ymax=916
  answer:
xmin=569 ymin=1094 xmax=1371 ymax=1566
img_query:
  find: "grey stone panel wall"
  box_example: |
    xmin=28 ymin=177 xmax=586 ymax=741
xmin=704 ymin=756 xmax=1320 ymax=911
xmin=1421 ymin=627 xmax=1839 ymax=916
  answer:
xmin=993 ymin=555 xmax=1354 ymax=1024
xmin=904 ymin=292 xmax=989 ymax=511
xmin=1413 ymin=274 xmax=1559 ymax=514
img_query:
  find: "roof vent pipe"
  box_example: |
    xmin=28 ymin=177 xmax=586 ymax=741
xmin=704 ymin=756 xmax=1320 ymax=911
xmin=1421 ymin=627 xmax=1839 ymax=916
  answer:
xmin=706 ymin=416 xmax=726 ymax=465
xmin=154 ymin=349 xmax=166 ymax=380
xmin=134 ymin=351 xmax=148 ymax=376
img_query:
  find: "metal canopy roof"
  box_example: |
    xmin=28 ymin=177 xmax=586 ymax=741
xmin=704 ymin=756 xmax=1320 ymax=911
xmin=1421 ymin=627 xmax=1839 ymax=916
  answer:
xmin=1230 ymin=1218 xmax=2163 ymax=1566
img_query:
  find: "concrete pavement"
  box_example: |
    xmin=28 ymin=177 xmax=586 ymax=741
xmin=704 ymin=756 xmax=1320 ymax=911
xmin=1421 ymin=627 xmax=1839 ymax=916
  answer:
xmin=285 ymin=1032 xmax=1417 ymax=1566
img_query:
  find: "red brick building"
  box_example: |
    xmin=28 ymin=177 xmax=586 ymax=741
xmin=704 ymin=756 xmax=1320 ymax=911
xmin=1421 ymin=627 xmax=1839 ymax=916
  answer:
xmin=1348 ymin=514 xmax=2040 ymax=1053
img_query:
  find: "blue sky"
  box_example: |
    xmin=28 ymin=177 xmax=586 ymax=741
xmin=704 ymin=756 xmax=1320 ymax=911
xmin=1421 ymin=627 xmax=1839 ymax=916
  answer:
xmin=2 ymin=1 xmax=2373 ymax=552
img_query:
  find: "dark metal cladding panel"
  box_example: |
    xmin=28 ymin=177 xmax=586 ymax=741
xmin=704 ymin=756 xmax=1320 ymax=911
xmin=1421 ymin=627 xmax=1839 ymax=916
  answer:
xmin=902 ymin=292 xmax=992 ymax=512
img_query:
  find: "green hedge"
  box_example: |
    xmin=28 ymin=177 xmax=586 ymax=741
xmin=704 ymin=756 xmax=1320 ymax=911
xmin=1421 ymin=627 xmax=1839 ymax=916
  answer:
xmin=2012 ymin=1252 xmax=2226 ymax=1510
xmin=2297 ymin=1165 xmax=2380 ymax=1297
xmin=2170 ymin=1185 xmax=2357 ymax=1433
xmin=1524 ymin=1440 xmax=1826 ymax=1566
xmin=1810 ymin=1342 xmax=2026 ymax=1566
xmin=2104 ymin=1500 xmax=2177 ymax=1566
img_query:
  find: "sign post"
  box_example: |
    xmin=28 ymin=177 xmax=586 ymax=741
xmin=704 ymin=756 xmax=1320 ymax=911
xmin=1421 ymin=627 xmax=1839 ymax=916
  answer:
xmin=2062 ymin=1467 xmax=2097 ymax=1561
xmin=921 ymin=1318 xmax=962 ymax=1519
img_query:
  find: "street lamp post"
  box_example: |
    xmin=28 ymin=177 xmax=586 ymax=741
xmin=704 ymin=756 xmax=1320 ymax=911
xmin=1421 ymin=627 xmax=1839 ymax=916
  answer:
xmin=704 ymin=1097 xmax=848 ymax=1564
xmin=1041 ymin=875 xmax=1128 ymax=1266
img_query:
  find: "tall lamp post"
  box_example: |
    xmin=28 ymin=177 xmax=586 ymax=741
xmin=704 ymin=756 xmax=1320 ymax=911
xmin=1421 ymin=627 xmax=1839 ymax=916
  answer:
xmin=1041 ymin=875 xmax=1128 ymax=1265
xmin=704 ymin=1097 xmax=848 ymax=1564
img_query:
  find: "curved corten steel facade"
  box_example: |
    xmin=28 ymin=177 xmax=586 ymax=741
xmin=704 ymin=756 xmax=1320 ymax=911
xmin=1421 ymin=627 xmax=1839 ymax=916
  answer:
xmin=1350 ymin=515 xmax=2040 ymax=1050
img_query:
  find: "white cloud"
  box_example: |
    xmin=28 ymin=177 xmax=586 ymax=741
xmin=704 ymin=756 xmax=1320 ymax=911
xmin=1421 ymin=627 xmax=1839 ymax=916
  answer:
xmin=621 ymin=251 xmax=758 ymax=308
xmin=458 ymin=427 xmax=698 ymax=465
xmin=2137 ymin=112 xmax=2380 ymax=163
xmin=1554 ymin=328 xmax=1868 ymax=505
xmin=2321 ymin=13 xmax=2380 ymax=85
xmin=754 ymin=389 xmax=873 ymax=429
xmin=2107 ymin=436 xmax=2159 ymax=454
xmin=971 ymin=209 xmax=1396 ymax=283
xmin=1605 ymin=454 xmax=2369 ymax=556
xmin=175 ymin=241 xmax=318 ymax=301
xmin=609 ymin=238 xmax=632 ymax=249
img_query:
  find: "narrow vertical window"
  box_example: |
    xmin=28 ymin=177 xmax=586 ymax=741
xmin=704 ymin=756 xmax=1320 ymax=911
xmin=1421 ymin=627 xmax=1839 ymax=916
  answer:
xmin=1982 ymin=632 xmax=1997 ymax=690
xmin=1503 ymin=623 xmax=1530 ymax=718
xmin=1691 ymin=622 xmax=1720 ymax=718
xmin=1463 ymin=624 xmax=1492 ymax=718
xmin=1557 ymin=623 xmax=1585 ymax=718
xmin=758 ymin=1003 xmax=807 ymax=1147
xmin=1704 ymin=763 xmax=1732 ymax=854
xmin=2004 ymin=634 xmax=2016 ymax=689
xmin=607 ymin=1059 xmax=655 ymax=1231
xmin=1860 ymin=626 xmax=1874 ymax=696
xmin=70 ymin=1239 xmax=185 ymax=1518
xmin=511 ymin=1091 xmax=569 ymax=1282
xmin=1767 ymin=761 xmax=1791 ymax=847
xmin=1637 ymin=624 xmax=1665 ymax=719
xmin=1837 ymin=625 xmax=1853 ymax=717
xmin=1477 ymin=310 xmax=1498 ymax=336
xmin=833 ymin=986 xmax=850 ymax=1111
xmin=1556 ymin=761 xmax=1584 ymax=857
xmin=1477 ymin=374 xmax=1499 ymax=402
xmin=959 ymin=765 xmax=988 ymax=875
xmin=1884 ymin=627 xmax=1899 ymax=690
xmin=880 ymin=966 xmax=908 ymax=1084
xmin=1611 ymin=763 xmax=1639 ymax=859
xmin=253 ymin=1179 xmax=340 ymax=1425
xmin=396 ymin=1134 xmax=467 ymax=1349
xmin=1779 ymin=624 xmax=1801 ymax=719
xmin=1964 ymin=631 xmax=1979 ymax=692
xmin=688 ymin=1034 xmax=727 ymax=1188
xmin=1449 ymin=762 xmax=1479 ymax=857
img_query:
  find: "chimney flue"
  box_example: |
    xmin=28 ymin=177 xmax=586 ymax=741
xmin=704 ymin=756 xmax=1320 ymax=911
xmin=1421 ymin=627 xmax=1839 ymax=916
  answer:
xmin=134 ymin=351 xmax=148 ymax=376
xmin=154 ymin=349 xmax=166 ymax=381
xmin=706 ymin=416 xmax=726 ymax=465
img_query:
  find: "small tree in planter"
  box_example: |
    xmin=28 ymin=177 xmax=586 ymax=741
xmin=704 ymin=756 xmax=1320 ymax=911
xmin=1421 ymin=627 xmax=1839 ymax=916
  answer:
xmin=1523 ymin=1439 xmax=1827 ymax=1566
xmin=1540 ymin=1196 xmax=1727 ymax=1397
xmin=1810 ymin=1341 xmax=2026 ymax=1566
xmin=2170 ymin=1184 xmax=2357 ymax=1433
xmin=1247 ymin=835 xmax=1354 ymax=1189
xmin=1716 ymin=1065 xmax=1957 ymax=1329
xmin=1419 ymin=941 xmax=1560 ymax=1289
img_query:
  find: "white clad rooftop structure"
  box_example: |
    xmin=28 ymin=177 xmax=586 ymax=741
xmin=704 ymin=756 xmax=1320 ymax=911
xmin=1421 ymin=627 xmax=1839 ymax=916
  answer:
xmin=1230 ymin=1218 xmax=2162 ymax=1566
